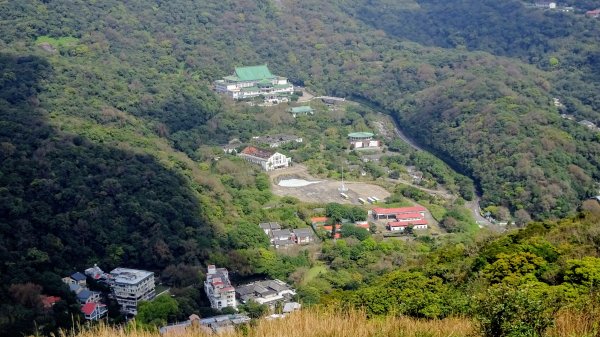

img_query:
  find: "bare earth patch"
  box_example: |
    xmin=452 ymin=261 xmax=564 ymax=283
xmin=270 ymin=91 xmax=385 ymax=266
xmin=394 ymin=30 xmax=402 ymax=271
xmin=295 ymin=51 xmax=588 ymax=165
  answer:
xmin=269 ymin=165 xmax=390 ymax=205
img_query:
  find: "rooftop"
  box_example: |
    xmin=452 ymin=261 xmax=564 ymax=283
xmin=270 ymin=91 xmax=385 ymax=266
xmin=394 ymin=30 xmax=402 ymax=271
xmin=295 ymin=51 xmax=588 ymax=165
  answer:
xmin=236 ymin=280 xmax=295 ymax=303
xmin=373 ymin=206 xmax=427 ymax=215
xmin=206 ymin=266 xmax=234 ymax=291
xmin=71 ymin=272 xmax=86 ymax=281
xmin=273 ymin=239 xmax=295 ymax=246
xmin=283 ymin=302 xmax=301 ymax=313
xmin=289 ymin=106 xmax=314 ymax=113
xmin=240 ymin=146 xmax=275 ymax=159
xmin=348 ymin=132 xmax=374 ymax=138
xmin=259 ymin=222 xmax=281 ymax=230
xmin=293 ymin=228 xmax=314 ymax=237
xmin=271 ymin=229 xmax=292 ymax=238
xmin=81 ymin=302 xmax=100 ymax=316
xmin=388 ymin=219 xmax=428 ymax=226
xmin=235 ymin=65 xmax=275 ymax=82
xmin=41 ymin=295 xmax=61 ymax=309
xmin=109 ymin=268 xmax=153 ymax=285
xmin=311 ymin=216 xmax=329 ymax=224
xmin=395 ymin=213 xmax=425 ymax=220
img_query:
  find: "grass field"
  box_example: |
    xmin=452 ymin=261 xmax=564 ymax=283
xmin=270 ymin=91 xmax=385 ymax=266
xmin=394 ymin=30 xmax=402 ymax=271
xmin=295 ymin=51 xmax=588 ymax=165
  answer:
xmin=301 ymin=264 xmax=328 ymax=285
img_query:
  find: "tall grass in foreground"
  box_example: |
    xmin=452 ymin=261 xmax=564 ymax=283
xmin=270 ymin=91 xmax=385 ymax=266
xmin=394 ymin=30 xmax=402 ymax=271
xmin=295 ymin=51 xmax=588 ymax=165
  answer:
xmin=66 ymin=309 xmax=475 ymax=337
xmin=60 ymin=307 xmax=600 ymax=337
xmin=546 ymin=308 xmax=600 ymax=337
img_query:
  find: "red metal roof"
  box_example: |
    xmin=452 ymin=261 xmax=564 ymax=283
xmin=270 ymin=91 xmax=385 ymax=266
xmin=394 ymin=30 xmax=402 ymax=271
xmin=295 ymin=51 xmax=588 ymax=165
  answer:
xmin=387 ymin=219 xmax=428 ymax=227
xmin=373 ymin=206 xmax=426 ymax=215
xmin=41 ymin=295 xmax=61 ymax=309
xmin=323 ymin=224 xmax=342 ymax=231
xmin=394 ymin=213 xmax=424 ymax=220
xmin=311 ymin=217 xmax=329 ymax=223
xmin=81 ymin=302 xmax=97 ymax=316
xmin=240 ymin=146 xmax=274 ymax=159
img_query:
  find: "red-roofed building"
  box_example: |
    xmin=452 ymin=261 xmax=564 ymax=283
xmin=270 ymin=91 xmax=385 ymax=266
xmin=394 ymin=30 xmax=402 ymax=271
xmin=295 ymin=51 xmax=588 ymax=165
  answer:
xmin=238 ymin=146 xmax=290 ymax=171
xmin=387 ymin=219 xmax=428 ymax=231
xmin=311 ymin=217 xmax=329 ymax=225
xmin=394 ymin=213 xmax=424 ymax=221
xmin=372 ymin=206 xmax=427 ymax=220
xmin=355 ymin=221 xmax=370 ymax=229
xmin=333 ymin=233 xmax=341 ymax=239
xmin=41 ymin=295 xmax=61 ymax=309
xmin=586 ymin=9 xmax=600 ymax=17
xmin=323 ymin=224 xmax=342 ymax=232
xmin=81 ymin=302 xmax=108 ymax=320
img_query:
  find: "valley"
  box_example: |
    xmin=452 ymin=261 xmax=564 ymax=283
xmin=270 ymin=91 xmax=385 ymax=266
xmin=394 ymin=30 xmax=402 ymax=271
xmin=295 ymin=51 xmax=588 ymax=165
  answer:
xmin=0 ymin=0 xmax=599 ymax=336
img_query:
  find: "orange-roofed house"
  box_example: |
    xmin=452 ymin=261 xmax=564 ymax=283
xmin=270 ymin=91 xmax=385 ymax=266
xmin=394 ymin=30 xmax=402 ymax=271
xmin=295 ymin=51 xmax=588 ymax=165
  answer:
xmin=238 ymin=146 xmax=291 ymax=171
xmin=311 ymin=217 xmax=329 ymax=225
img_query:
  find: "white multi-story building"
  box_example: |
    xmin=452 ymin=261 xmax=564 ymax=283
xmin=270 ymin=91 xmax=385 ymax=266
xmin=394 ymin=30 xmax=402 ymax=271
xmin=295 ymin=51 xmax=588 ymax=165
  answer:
xmin=109 ymin=268 xmax=155 ymax=315
xmin=214 ymin=65 xmax=294 ymax=100
xmin=205 ymin=265 xmax=237 ymax=310
xmin=238 ymin=146 xmax=290 ymax=172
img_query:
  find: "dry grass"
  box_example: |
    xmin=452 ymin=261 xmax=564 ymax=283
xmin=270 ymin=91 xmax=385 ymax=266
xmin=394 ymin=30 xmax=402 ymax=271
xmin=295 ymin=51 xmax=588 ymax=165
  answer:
xmin=62 ymin=307 xmax=600 ymax=337
xmin=546 ymin=308 xmax=600 ymax=337
xmin=66 ymin=309 xmax=475 ymax=337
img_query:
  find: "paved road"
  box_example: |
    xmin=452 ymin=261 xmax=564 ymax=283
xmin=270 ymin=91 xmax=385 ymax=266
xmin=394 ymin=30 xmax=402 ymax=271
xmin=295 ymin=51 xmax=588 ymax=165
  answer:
xmin=377 ymin=108 xmax=495 ymax=227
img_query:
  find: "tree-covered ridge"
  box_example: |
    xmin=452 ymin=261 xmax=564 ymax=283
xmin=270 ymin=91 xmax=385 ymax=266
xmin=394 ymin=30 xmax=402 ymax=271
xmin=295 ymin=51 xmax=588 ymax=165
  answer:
xmin=1 ymin=0 xmax=597 ymax=218
xmin=345 ymin=0 xmax=600 ymax=121
xmin=1 ymin=0 xmax=600 ymax=335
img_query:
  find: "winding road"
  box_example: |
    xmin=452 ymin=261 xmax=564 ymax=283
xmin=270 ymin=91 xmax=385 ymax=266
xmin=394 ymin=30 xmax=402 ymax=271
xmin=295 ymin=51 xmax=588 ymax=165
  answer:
xmin=381 ymin=108 xmax=494 ymax=228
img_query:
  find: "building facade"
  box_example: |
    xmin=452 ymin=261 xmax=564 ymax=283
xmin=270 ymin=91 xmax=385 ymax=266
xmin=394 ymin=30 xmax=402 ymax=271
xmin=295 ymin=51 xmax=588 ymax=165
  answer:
xmin=348 ymin=132 xmax=381 ymax=149
xmin=214 ymin=65 xmax=294 ymax=100
xmin=238 ymin=146 xmax=291 ymax=171
xmin=204 ymin=265 xmax=237 ymax=310
xmin=109 ymin=268 xmax=156 ymax=315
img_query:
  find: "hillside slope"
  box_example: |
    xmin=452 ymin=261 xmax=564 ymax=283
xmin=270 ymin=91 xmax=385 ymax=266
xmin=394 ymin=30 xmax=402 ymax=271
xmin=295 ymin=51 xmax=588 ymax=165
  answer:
xmin=1 ymin=0 xmax=600 ymax=335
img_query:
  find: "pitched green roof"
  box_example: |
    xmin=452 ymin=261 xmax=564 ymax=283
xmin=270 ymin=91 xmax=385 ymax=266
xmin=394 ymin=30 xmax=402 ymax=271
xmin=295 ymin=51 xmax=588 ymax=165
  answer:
xmin=235 ymin=65 xmax=275 ymax=81
xmin=290 ymin=106 xmax=314 ymax=113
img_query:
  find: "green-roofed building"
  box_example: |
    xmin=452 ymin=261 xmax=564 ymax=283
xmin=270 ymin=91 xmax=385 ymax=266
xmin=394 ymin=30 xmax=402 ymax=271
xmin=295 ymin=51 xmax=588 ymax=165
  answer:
xmin=235 ymin=65 xmax=275 ymax=81
xmin=348 ymin=132 xmax=382 ymax=149
xmin=289 ymin=106 xmax=314 ymax=118
xmin=214 ymin=64 xmax=294 ymax=100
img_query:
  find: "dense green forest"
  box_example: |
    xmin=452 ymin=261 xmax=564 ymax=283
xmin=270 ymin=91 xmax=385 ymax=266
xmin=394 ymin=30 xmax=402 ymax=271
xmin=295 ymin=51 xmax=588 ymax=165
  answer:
xmin=2 ymin=0 xmax=598 ymax=215
xmin=1 ymin=0 xmax=599 ymax=335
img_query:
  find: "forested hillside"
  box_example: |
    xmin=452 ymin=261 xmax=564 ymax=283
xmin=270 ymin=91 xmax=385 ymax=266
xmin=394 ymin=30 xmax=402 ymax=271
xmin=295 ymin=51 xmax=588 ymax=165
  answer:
xmin=2 ymin=0 xmax=598 ymax=215
xmin=1 ymin=0 xmax=599 ymax=335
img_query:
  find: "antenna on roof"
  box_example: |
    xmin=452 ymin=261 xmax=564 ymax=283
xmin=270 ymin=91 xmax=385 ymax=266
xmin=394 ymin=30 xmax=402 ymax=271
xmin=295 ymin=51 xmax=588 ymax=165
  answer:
xmin=338 ymin=165 xmax=348 ymax=193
